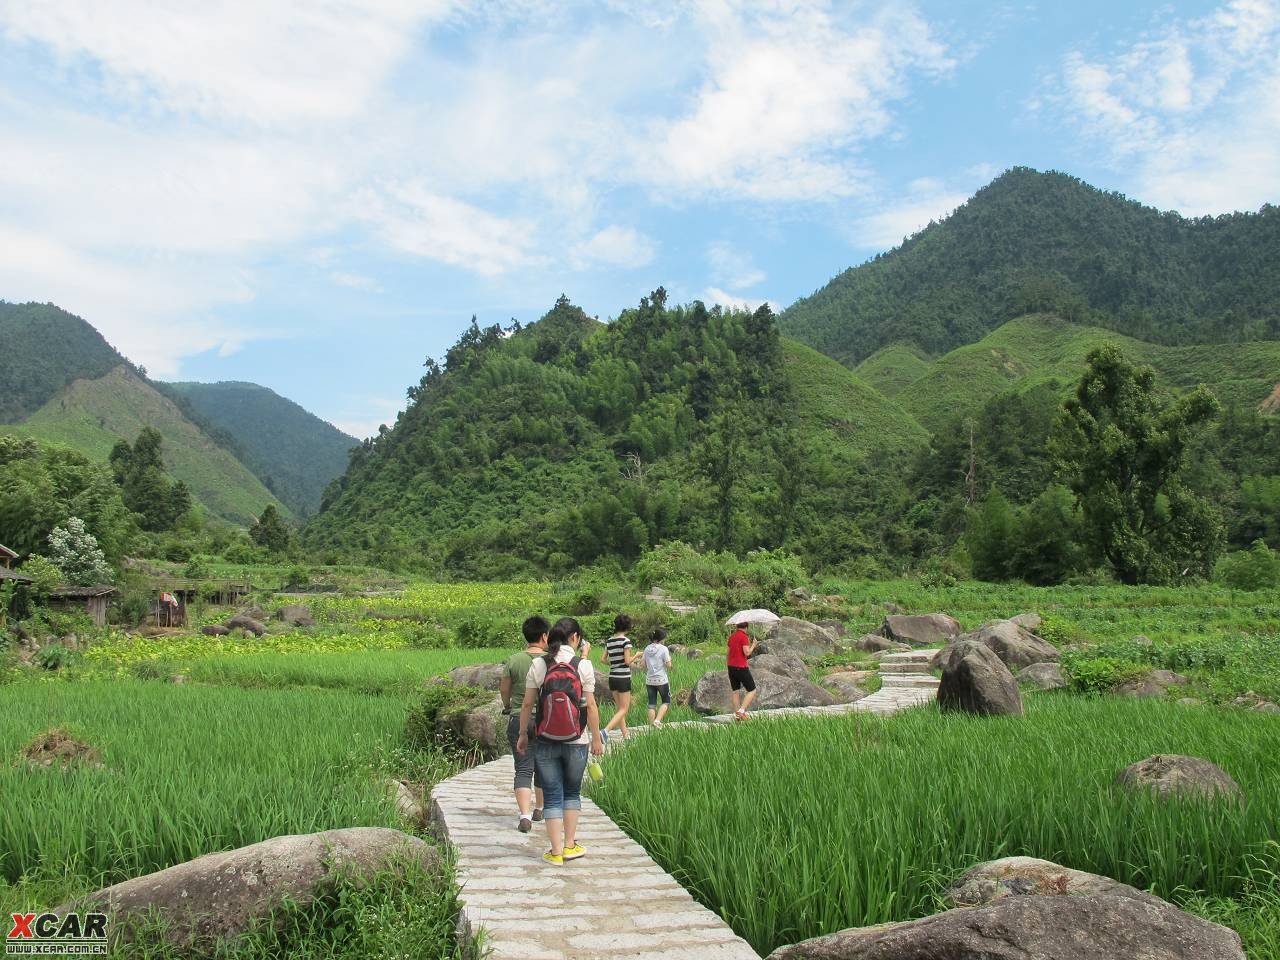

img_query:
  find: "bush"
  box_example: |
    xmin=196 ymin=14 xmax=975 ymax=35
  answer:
xmin=283 ymin=565 xmax=312 ymax=590
xmin=1216 ymin=540 xmax=1280 ymax=591
xmin=404 ymin=682 xmax=494 ymax=752
xmin=33 ymin=643 xmax=79 ymax=671
xmin=633 ymin=542 xmax=809 ymax=612
xmin=452 ymin=615 xmax=515 ymax=649
xmin=1062 ymin=655 xmax=1147 ymax=694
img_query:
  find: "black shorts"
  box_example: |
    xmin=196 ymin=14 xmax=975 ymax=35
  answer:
xmin=646 ymin=683 xmax=671 ymax=707
xmin=608 ymin=676 xmax=632 ymax=693
xmin=728 ymin=666 xmax=756 ymax=692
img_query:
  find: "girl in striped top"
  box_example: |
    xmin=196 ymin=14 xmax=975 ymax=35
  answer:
xmin=600 ymin=613 xmax=641 ymax=741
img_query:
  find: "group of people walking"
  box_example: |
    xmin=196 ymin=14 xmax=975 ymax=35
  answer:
xmin=498 ymin=612 xmax=762 ymax=865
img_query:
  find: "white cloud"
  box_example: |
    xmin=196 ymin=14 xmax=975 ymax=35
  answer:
xmin=1049 ymin=0 xmax=1280 ymax=214
xmin=329 ymin=394 xmax=405 ymax=440
xmin=854 ymin=177 xmax=969 ymax=250
xmin=648 ymin=2 xmax=952 ymax=200
xmin=330 ymin=272 xmax=384 ymax=293
xmin=570 ymin=225 xmax=656 ymax=269
xmin=702 ymin=286 xmax=773 ymax=313
xmin=707 ymin=241 xmax=765 ymax=289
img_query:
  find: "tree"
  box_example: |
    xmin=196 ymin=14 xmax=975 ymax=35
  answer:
xmin=1012 ymin=485 xmax=1083 ymax=585
xmin=48 ymin=517 xmax=113 ymax=585
xmin=110 ymin=428 xmax=191 ymax=531
xmin=965 ymin=486 xmax=1016 ymax=581
xmin=249 ymin=504 xmax=292 ymax=555
xmin=1052 ymin=345 xmax=1222 ymax=584
xmin=1215 ymin=539 xmax=1280 ymax=590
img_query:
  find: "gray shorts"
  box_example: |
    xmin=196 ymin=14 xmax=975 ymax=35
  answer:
xmin=506 ymin=713 xmax=540 ymax=791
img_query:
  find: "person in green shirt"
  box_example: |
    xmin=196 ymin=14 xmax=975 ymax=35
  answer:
xmin=500 ymin=615 xmax=548 ymax=832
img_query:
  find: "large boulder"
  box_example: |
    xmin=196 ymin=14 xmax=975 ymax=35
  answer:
xmin=1116 ymin=669 xmax=1189 ymax=699
xmin=276 ymin=604 xmax=314 ymax=627
xmin=224 ymin=614 xmax=265 ymax=637
xmin=435 ymin=695 xmax=508 ymax=759
xmin=964 ymin=620 xmax=1059 ymax=670
xmin=1115 ymin=755 xmax=1242 ymax=801
xmin=447 ymin=662 xmax=505 ymax=690
xmin=200 ymin=625 xmax=230 ymax=637
xmin=1009 ymin=612 xmax=1043 ymax=632
xmin=750 ymin=651 xmax=809 ymax=680
xmin=936 ymin=640 xmax=1023 ymax=717
xmin=765 ymin=617 xmax=841 ymax=656
xmin=765 ymin=895 xmax=1245 ymax=960
xmin=1016 ymin=662 xmax=1066 ymax=691
xmin=815 ymin=619 xmax=847 ymax=637
xmin=689 ymin=668 xmax=837 ymax=714
xmin=854 ymin=634 xmax=908 ymax=653
xmin=821 ymin=672 xmax=871 ymax=704
xmin=66 ymin=828 xmax=439 ymax=950
xmin=879 ymin=613 xmax=960 ymax=647
xmin=944 ymin=856 xmax=1164 ymax=908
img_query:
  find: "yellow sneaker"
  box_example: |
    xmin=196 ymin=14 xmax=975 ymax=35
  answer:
xmin=543 ymin=851 xmax=564 ymax=866
xmin=562 ymin=843 xmax=586 ymax=861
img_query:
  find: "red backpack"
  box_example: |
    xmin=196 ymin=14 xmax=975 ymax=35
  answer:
xmin=535 ymin=656 xmax=586 ymax=742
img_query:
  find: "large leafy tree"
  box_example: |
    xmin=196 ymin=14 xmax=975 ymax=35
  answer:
xmin=1052 ymin=345 xmax=1222 ymax=584
xmin=250 ymin=504 xmax=292 ymax=555
xmin=109 ymin=427 xmax=192 ymax=532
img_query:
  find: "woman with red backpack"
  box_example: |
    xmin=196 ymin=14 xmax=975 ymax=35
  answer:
xmin=516 ymin=616 xmax=604 ymax=865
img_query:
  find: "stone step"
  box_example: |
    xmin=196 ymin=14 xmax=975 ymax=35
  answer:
xmin=880 ymin=650 xmax=937 ymax=664
xmin=879 ymin=674 xmax=941 ymax=688
xmin=879 ymin=662 xmax=932 ymax=674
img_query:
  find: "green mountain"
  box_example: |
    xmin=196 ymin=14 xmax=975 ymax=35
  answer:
xmin=307 ymin=294 xmax=925 ymax=576
xmin=852 ymin=344 xmax=933 ymax=398
xmin=890 ymin=314 xmax=1280 ymax=433
xmin=779 ymin=167 xmax=1280 ymax=365
xmin=161 ymin=381 xmax=356 ymax=517
xmin=0 ymin=301 xmax=133 ymax=422
xmin=8 ymin=366 xmax=288 ymax=526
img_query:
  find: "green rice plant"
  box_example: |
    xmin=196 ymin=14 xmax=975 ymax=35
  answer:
xmin=593 ymin=697 xmax=1280 ymax=956
xmin=0 ymin=680 xmax=408 ymax=896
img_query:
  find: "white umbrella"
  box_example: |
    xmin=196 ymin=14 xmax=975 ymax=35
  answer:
xmin=724 ymin=609 xmax=780 ymax=626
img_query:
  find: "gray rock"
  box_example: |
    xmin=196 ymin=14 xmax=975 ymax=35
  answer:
xmin=765 ymin=617 xmax=840 ymax=656
xmin=1255 ymin=701 xmax=1280 ymax=714
xmin=879 ymin=613 xmax=960 ymax=647
xmin=67 ymin=828 xmax=439 ymax=950
xmin=689 ymin=668 xmax=837 ymax=715
xmin=944 ymin=856 xmax=1164 ymax=908
xmin=1009 ymin=612 xmax=1043 ymax=632
xmin=1133 ymin=634 xmax=1153 ymax=646
xmin=750 ymin=651 xmax=809 ymax=680
xmin=821 ymin=672 xmax=870 ymax=703
xmin=435 ymin=695 xmax=508 ymax=759
xmin=964 ymin=620 xmax=1059 ymax=670
xmin=387 ymin=779 xmax=424 ymax=825
xmin=1115 ymin=754 xmax=1242 ymax=801
xmin=447 ymin=662 xmax=506 ymax=690
xmin=1115 ymin=669 xmax=1189 ymax=699
xmin=224 ymin=614 xmax=265 ymax=637
xmin=200 ymin=625 xmax=230 ymax=637
xmin=854 ymin=633 xmax=907 ymax=653
xmin=936 ymin=640 xmax=1023 ymax=717
xmin=815 ymin=619 xmax=847 ymax=637
xmin=765 ymin=895 xmax=1245 ymax=960
xmin=1016 ymin=661 xmax=1066 ymax=690
xmin=275 ymin=604 xmax=314 ymax=627
xmin=1177 ymin=697 xmax=1204 ymax=706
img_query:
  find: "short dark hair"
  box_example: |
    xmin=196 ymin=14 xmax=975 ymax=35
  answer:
xmin=651 ymin=627 xmax=668 ymax=644
xmin=613 ymin=613 xmax=632 ymax=633
xmin=522 ymin=615 xmax=550 ymax=645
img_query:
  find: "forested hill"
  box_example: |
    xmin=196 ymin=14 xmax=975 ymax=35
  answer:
xmin=0 ymin=302 xmax=133 ymax=422
xmin=778 ymin=167 xmax=1280 ymax=365
xmin=161 ymin=381 xmax=357 ymax=517
xmin=305 ymin=293 xmax=925 ymax=577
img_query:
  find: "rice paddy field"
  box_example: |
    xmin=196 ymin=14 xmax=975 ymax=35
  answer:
xmin=4 ymin=574 xmax=1280 ymax=956
xmin=592 ymin=697 xmax=1280 ymax=958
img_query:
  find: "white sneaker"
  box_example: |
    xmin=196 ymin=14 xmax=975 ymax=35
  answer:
xmin=517 ymin=815 xmax=533 ymax=833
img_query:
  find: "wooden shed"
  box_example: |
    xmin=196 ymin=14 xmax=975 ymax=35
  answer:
xmin=48 ymin=585 xmax=117 ymax=627
xmin=0 ymin=544 xmax=17 ymax=570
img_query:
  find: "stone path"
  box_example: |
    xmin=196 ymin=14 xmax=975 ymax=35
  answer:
xmin=430 ymin=648 xmax=939 ymax=960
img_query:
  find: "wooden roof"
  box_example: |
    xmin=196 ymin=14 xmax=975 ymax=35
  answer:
xmin=0 ymin=544 xmax=17 ymax=560
xmin=49 ymin=585 xmax=117 ymax=599
xmin=0 ymin=566 xmax=32 ymax=583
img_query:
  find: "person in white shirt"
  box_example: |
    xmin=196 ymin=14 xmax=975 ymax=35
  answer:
xmin=516 ymin=616 xmax=604 ymax=865
xmin=642 ymin=628 xmax=674 ymax=726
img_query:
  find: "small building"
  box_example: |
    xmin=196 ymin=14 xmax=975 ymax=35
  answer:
xmin=0 ymin=566 xmax=32 ymax=585
xmin=0 ymin=544 xmax=17 ymax=570
xmin=151 ymin=591 xmax=187 ymax=628
xmin=47 ymin=586 xmax=117 ymax=627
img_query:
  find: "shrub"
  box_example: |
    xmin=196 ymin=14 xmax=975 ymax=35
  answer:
xmin=404 ymin=682 xmax=494 ymax=752
xmin=452 ymin=615 xmax=514 ymax=648
xmin=33 ymin=643 xmax=78 ymax=671
xmin=1216 ymin=540 xmax=1280 ymax=591
xmin=1063 ymin=655 xmax=1147 ymax=694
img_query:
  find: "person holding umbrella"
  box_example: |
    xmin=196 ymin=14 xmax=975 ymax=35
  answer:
xmin=723 ymin=609 xmax=777 ymax=720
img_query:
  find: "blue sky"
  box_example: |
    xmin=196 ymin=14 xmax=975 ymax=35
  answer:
xmin=2 ymin=0 xmax=1277 ymax=437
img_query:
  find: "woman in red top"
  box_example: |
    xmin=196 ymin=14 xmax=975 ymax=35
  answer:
xmin=726 ymin=622 xmax=758 ymax=720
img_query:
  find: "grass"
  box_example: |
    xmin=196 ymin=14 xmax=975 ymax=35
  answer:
xmin=852 ymin=342 xmax=934 ymax=398
xmin=593 ymin=696 xmax=1280 ymax=957
xmin=0 ymin=679 xmax=414 ymax=905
